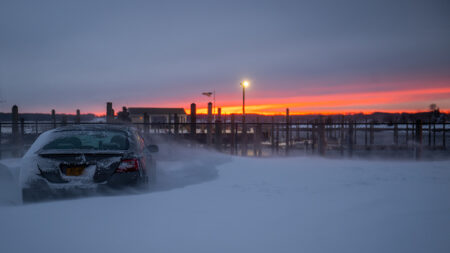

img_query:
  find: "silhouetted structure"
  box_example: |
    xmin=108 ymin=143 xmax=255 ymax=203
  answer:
xmin=117 ymin=107 xmax=131 ymax=122
xmin=106 ymin=102 xmax=114 ymax=123
xmin=128 ymin=107 xmax=186 ymax=124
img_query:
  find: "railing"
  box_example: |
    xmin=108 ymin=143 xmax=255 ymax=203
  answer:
xmin=0 ymin=120 xmax=448 ymax=160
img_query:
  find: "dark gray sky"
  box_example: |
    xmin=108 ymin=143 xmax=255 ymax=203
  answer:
xmin=1 ymin=0 xmax=449 ymax=114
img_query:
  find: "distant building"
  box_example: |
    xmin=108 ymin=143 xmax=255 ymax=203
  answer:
xmin=128 ymin=107 xmax=187 ymax=123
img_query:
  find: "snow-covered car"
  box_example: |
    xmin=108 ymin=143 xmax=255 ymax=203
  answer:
xmin=20 ymin=124 xmax=158 ymax=202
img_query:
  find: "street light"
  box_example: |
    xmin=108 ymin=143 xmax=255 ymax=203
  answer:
xmin=240 ymin=80 xmax=249 ymax=122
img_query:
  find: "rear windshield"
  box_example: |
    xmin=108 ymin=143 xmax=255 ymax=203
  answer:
xmin=42 ymin=130 xmax=129 ymax=151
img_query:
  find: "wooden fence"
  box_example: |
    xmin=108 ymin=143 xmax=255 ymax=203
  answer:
xmin=0 ymin=104 xmax=448 ymax=159
xmin=0 ymin=118 xmax=448 ymax=160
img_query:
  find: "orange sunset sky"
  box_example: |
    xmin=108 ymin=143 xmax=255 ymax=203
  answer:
xmin=98 ymin=77 xmax=450 ymax=116
xmin=5 ymin=76 xmax=449 ymax=116
xmin=1 ymin=74 xmax=448 ymax=116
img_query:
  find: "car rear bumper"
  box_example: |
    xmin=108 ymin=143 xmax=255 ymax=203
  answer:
xmin=22 ymin=172 xmax=142 ymax=202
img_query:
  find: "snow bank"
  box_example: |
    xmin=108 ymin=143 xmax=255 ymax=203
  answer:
xmin=0 ymin=151 xmax=449 ymax=253
xmin=0 ymin=159 xmax=22 ymax=205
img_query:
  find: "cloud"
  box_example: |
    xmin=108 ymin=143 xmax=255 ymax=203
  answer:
xmin=0 ymin=0 xmax=449 ymax=113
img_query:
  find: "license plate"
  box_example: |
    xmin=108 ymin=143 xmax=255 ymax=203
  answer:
xmin=65 ymin=166 xmax=85 ymax=176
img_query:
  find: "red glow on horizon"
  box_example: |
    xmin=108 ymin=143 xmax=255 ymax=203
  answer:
xmin=185 ymin=86 xmax=450 ymax=115
xmin=11 ymin=80 xmax=450 ymax=116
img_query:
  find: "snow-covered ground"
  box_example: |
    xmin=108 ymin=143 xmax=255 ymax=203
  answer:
xmin=0 ymin=147 xmax=449 ymax=253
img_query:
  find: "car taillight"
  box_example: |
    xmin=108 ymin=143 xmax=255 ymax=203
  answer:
xmin=115 ymin=159 xmax=139 ymax=173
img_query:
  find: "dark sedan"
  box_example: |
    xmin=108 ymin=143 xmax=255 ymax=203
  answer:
xmin=20 ymin=124 xmax=158 ymax=202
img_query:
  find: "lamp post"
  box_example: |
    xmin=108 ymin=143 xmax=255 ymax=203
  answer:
xmin=240 ymin=81 xmax=249 ymax=123
xmin=240 ymin=80 xmax=249 ymax=156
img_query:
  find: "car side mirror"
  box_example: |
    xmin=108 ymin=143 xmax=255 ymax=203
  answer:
xmin=146 ymin=144 xmax=159 ymax=153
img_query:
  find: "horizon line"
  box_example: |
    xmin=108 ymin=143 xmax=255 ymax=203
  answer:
xmin=2 ymin=109 xmax=448 ymax=117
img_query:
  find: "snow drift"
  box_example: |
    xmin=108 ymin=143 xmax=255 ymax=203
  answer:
xmin=0 ymin=145 xmax=449 ymax=253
